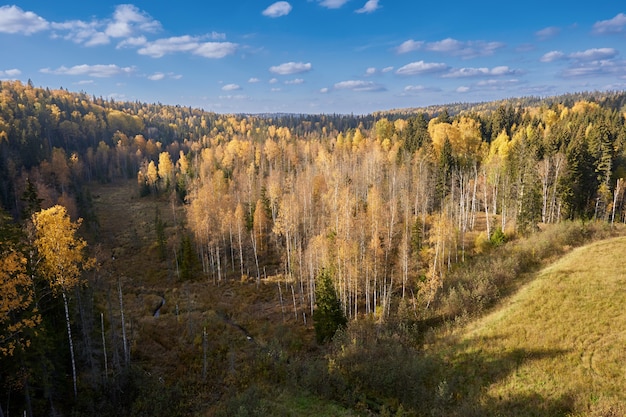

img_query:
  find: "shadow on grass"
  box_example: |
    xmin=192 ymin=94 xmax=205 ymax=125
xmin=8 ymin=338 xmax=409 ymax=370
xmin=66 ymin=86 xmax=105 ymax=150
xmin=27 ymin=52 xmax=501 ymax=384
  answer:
xmin=438 ymin=345 xmax=573 ymax=417
xmin=313 ymin=323 xmax=574 ymax=417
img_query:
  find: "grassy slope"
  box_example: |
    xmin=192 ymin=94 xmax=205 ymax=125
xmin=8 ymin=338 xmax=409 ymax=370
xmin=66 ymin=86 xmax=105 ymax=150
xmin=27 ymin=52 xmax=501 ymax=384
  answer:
xmin=435 ymin=236 xmax=626 ymax=416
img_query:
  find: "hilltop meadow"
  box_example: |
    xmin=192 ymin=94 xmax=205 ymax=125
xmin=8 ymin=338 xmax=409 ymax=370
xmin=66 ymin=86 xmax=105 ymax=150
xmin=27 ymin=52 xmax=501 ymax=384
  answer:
xmin=1 ymin=80 xmax=626 ymax=416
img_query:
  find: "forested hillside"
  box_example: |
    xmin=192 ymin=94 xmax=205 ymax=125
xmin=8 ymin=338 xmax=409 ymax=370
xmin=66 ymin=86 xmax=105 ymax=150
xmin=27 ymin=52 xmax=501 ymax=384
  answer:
xmin=1 ymin=79 xmax=626 ymax=416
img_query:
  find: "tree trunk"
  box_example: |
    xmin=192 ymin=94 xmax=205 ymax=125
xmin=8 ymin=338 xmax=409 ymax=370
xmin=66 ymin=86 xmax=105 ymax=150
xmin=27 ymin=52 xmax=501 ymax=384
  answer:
xmin=202 ymin=327 xmax=208 ymax=381
xmin=62 ymin=291 xmax=78 ymax=398
xmin=101 ymin=312 xmax=108 ymax=380
xmin=118 ymin=279 xmax=129 ymax=366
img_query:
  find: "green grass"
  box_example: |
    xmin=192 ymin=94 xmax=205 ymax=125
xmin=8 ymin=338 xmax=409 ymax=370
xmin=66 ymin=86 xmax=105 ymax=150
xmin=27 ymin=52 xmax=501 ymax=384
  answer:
xmin=435 ymin=236 xmax=626 ymax=416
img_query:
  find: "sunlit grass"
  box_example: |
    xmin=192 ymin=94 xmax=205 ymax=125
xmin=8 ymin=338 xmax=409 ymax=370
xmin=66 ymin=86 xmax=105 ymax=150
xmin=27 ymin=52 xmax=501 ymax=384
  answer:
xmin=439 ymin=236 xmax=626 ymax=415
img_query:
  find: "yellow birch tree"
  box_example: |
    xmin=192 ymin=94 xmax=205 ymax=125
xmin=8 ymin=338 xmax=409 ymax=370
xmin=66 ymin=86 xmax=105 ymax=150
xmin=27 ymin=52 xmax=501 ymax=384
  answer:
xmin=32 ymin=205 xmax=94 ymax=397
xmin=0 ymin=211 xmax=40 ymax=357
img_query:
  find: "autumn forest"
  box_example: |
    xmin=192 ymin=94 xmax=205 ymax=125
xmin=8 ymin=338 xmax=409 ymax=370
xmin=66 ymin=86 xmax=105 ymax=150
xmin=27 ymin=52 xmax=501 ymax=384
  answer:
xmin=2 ymin=80 xmax=626 ymax=416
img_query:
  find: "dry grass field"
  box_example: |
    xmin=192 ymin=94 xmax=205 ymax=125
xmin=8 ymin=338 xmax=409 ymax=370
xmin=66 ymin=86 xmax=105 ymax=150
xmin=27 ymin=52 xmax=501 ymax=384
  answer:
xmin=433 ymin=236 xmax=626 ymax=416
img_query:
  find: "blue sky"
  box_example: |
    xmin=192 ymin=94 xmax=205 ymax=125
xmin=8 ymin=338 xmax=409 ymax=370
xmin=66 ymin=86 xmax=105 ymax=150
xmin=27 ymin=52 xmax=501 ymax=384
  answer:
xmin=1 ymin=1 xmax=625 ymax=114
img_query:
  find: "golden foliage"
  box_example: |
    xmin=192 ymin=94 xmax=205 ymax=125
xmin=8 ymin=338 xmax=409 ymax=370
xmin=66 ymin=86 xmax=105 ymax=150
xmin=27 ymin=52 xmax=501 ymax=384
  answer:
xmin=32 ymin=205 xmax=94 ymax=294
xmin=0 ymin=250 xmax=40 ymax=356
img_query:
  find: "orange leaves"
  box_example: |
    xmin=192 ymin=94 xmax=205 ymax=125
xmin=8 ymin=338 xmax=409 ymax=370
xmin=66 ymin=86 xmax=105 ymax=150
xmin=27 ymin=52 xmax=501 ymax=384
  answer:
xmin=0 ymin=251 xmax=40 ymax=356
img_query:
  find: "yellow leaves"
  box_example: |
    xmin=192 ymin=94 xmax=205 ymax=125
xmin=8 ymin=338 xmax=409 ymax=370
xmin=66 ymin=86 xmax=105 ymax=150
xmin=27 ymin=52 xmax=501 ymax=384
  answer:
xmin=146 ymin=160 xmax=158 ymax=187
xmin=107 ymin=109 xmax=144 ymax=133
xmin=0 ymin=251 xmax=37 ymax=356
xmin=453 ymin=116 xmax=483 ymax=159
xmin=543 ymin=109 xmax=559 ymax=127
xmin=489 ymin=130 xmax=511 ymax=160
xmin=571 ymin=100 xmax=599 ymax=115
xmin=264 ymin=139 xmax=280 ymax=163
xmin=394 ymin=118 xmax=408 ymax=133
xmin=177 ymin=150 xmax=189 ymax=175
xmin=277 ymin=126 xmax=292 ymax=141
xmin=375 ymin=118 xmax=394 ymax=142
xmin=352 ymin=128 xmax=364 ymax=150
xmin=268 ymin=125 xmax=277 ymax=139
xmin=273 ymin=192 xmax=301 ymax=238
xmin=158 ymin=151 xmax=174 ymax=187
xmin=336 ymin=132 xmax=347 ymax=149
xmin=32 ymin=205 xmax=93 ymax=294
xmin=429 ymin=116 xmax=483 ymax=162
xmin=381 ymin=138 xmax=392 ymax=152
xmin=0 ymin=213 xmax=41 ymax=356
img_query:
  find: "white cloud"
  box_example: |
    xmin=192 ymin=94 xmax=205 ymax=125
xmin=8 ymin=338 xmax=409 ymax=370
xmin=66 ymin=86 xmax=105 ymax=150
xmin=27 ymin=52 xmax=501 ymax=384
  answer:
xmin=263 ymin=2 xmax=293 ymax=18
xmin=137 ymin=36 xmax=237 ymax=58
xmin=51 ymin=19 xmax=107 ymax=46
xmin=194 ymin=42 xmax=238 ymax=58
xmin=105 ymin=4 xmax=161 ymax=38
xmin=319 ymin=0 xmax=350 ymax=9
xmin=40 ymin=64 xmax=135 ymax=78
xmin=404 ymin=85 xmax=425 ymax=92
xmin=0 ymin=68 xmax=21 ymax=77
xmin=425 ymin=38 xmax=505 ymax=59
xmin=285 ymin=78 xmax=305 ymax=84
xmin=536 ymin=26 xmax=560 ymax=40
xmin=355 ymin=0 xmax=380 ymax=14
xmin=219 ymin=94 xmax=248 ymax=100
xmin=269 ymin=61 xmax=312 ymax=75
xmin=443 ymin=66 xmax=517 ymax=78
xmin=148 ymin=72 xmax=165 ymax=81
xmin=364 ymin=66 xmax=393 ymax=76
xmin=320 ymin=87 xmax=329 ymax=93
xmin=593 ymin=13 xmax=626 ymax=34
xmin=561 ymin=59 xmax=625 ymax=78
xmin=222 ymin=83 xmax=241 ymax=91
xmin=137 ymin=36 xmax=198 ymax=57
xmin=396 ymin=61 xmax=448 ymax=76
xmin=0 ymin=5 xmax=49 ymax=34
xmin=395 ymin=38 xmax=502 ymax=58
xmin=400 ymin=85 xmax=440 ymax=96
xmin=86 ymin=32 xmax=111 ymax=46
xmin=541 ymin=48 xmax=618 ymax=64
xmin=269 ymin=78 xmax=279 ymax=84
xmin=456 ymin=86 xmax=470 ymax=93
xmin=271 ymin=88 xmax=282 ymax=92
xmin=396 ymin=39 xmax=423 ymax=54
xmin=48 ymin=5 xmax=160 ymax=48
xmin=117 ymin=36 xmax=148 ymax=48
xmin=248 ymin=77 xmax=261 ymax=83
xmin=334 ymin=80 xmax=385 ymax=92
xmin=540 ymin=50 xmax=566 ymax=62
xmin=569 ymin=48 xmax=618 ymax=61
xmin=476 ymin=79 xmax=520 ymax=88
xmin=209 ymin=31 xmax=227 ymax=40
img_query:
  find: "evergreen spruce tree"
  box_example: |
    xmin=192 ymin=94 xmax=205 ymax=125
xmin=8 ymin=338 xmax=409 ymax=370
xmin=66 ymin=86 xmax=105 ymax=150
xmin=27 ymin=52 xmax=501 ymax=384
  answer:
xmin=313 ymin=268 xmax=346 ymax=344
